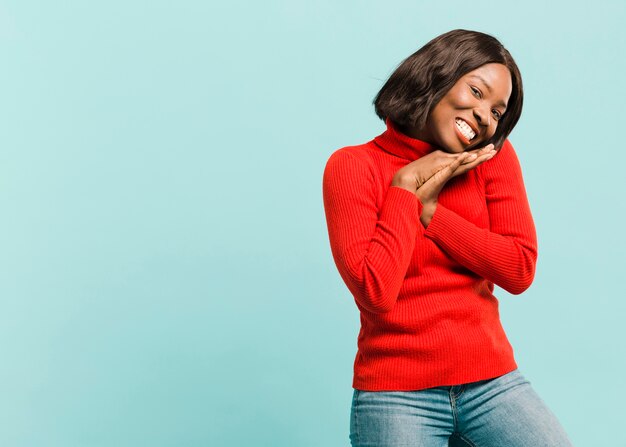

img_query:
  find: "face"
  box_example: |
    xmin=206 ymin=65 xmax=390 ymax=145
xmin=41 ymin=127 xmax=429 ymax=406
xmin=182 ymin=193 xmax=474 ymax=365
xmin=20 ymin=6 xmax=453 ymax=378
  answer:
xmin=410 ymin=63 xmax=512 ymax=153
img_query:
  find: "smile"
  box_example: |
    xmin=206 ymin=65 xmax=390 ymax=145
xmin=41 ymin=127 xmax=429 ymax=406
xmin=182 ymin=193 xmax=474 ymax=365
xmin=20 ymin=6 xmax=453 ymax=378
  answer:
xmin=455 ymin=118 xmax=476 ymax=142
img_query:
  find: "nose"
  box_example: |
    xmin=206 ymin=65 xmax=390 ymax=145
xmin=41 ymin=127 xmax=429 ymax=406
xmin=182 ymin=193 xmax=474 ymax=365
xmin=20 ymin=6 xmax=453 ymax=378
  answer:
xmin=473 ymin=106 xmax=491 ymax=128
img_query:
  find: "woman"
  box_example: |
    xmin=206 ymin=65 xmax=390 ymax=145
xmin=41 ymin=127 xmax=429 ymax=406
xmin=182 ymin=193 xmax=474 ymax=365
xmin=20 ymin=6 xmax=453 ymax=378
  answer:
xmin=322 ymin=30 xmax=573 ymax=447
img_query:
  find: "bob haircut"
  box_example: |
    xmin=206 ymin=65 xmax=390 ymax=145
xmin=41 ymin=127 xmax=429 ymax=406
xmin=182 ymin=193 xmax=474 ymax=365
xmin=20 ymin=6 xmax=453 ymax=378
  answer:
xmin=374 ymin=29 xmax=523 ymax=150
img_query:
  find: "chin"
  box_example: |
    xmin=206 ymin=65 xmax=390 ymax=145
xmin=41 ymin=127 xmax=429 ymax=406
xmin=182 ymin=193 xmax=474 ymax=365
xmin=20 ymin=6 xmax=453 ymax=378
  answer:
xmin=439 ymin=133 xmax=471 ymax=153
xmin=462 ymin=139 xmax=483 ymax=152
xmin=444 ymin=142 xmax=466 ymax=154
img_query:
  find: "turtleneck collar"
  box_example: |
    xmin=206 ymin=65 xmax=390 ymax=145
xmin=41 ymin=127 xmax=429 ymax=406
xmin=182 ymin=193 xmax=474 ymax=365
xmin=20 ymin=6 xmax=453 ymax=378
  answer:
xmin=373 ymin=118 xmax=437 ymax=161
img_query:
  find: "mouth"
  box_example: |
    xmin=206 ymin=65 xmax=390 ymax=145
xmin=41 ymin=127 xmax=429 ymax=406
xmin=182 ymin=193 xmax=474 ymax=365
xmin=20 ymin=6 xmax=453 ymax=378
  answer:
xmin=454 ymin=118 xmax=477 ymax=145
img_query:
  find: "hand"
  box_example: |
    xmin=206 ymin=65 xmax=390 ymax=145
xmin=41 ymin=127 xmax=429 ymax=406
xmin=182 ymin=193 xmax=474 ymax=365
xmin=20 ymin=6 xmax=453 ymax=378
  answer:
xmin=390 ymin=150 xmax=464 ymax=193
xmin=416 ymin=144 xmax=497 ymax=227
xmin=391 ymin=144 xmax=496 ymax=193
xmin=451 ymin=144 xmax=497 ymax=179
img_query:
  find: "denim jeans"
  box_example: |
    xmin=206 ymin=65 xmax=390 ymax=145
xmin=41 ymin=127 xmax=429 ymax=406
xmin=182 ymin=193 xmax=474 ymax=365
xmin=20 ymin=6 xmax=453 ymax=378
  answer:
xmin=349 ymin=368 xmax=573 ymax=447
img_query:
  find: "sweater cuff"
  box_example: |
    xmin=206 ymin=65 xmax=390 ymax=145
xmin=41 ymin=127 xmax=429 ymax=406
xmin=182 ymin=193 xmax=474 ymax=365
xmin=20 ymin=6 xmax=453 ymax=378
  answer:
xmin=385 ymin=186 xmax=423 ymax=221
xmin=423 ymin=203 xmax=456 ymax=240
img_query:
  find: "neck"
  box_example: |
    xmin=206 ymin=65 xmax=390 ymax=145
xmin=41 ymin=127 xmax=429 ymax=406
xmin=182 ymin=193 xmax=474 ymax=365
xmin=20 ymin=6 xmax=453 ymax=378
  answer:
xmin=398 ymin=123 xmax=433 ymax=144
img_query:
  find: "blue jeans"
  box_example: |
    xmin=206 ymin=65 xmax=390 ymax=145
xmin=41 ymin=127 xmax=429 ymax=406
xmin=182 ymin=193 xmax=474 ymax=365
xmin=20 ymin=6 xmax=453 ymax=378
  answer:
xmin=350 ymin=369 xmax=573 ymax=446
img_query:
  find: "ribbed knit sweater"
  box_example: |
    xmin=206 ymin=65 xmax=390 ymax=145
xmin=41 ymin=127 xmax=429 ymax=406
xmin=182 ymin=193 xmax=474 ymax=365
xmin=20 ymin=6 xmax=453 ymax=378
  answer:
xmin=322 ymin=118 xmax=538 ymax=391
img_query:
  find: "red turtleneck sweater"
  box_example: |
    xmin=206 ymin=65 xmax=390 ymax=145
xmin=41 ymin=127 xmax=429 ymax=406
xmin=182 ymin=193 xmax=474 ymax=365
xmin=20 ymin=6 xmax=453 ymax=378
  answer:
xmin=322 ymin=119 xmax=537 ymax=391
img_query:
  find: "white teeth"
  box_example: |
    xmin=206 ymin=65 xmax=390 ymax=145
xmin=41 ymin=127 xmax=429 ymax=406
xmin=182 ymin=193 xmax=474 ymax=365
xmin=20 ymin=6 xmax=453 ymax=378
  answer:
xmin=455 ymin=119 xmax=476 ymax=141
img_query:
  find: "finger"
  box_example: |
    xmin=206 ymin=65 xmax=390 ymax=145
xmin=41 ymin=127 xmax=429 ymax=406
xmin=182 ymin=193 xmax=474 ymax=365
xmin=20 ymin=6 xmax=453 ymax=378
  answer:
xmin=437 ymin=152 xmax=471 ymax=177
xmin=460 ymin=144 xmax=493 ymax=163
xmin=419 ymin=153 xmax=470 ymax=198
xmin=425 ymin=152 xmax=466 ymax=176
xmin=464 ymin=143 xmax=494 ymax=158
xmin=461 ymin=152 xmax=479 ymax=164
xmin=453 ymin=150 xmax=497 ymax=177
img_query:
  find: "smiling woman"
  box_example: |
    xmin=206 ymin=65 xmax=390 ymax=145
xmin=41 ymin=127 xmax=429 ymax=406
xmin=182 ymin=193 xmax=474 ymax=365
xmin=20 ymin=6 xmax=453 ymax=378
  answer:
xmin=403 ymin=63 xmax=512 ymax=153
xmin=322 ymin=29 xmax=574 ymax=447
xmin=374 ymin=29 xmax=523 ymax=152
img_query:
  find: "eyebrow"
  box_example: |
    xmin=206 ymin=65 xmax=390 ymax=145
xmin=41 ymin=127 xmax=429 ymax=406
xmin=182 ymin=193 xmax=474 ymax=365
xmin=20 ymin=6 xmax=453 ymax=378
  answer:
xmin=469 ymin=75 xmax=508 ymax=109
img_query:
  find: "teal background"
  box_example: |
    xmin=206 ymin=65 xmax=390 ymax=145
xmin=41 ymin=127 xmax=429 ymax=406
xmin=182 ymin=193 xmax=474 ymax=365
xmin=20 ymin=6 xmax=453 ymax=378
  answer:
xmin=0 ymin=1 xmax=624 ymax=445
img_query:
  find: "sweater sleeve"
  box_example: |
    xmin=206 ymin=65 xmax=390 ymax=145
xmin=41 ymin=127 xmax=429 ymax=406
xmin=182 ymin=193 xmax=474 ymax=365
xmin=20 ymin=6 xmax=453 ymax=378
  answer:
xmin=322 ymin=149 xmax=423 ymax=313
xmin=423 ymin=140 xmax=538 ymax=295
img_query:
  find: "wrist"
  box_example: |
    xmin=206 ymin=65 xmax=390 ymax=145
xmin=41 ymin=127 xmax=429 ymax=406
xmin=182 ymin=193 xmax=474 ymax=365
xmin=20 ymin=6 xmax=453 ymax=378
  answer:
xmin=390 ymin=177 xmax=415 ymax=193
xmin=420 ymin=201 xmax=437 ymax=228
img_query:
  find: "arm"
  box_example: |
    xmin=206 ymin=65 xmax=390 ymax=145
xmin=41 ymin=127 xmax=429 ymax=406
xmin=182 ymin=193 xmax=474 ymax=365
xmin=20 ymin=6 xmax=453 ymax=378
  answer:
xmin=421 ymin=140 xmax=538 ymax=294
xmin=322 ymin=150 xmax=423 ymax=313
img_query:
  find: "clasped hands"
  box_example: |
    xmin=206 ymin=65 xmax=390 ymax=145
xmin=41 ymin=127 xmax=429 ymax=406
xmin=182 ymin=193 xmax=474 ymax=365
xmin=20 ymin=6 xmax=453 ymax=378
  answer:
xmin=391 ymin=144 xmax=497 ymax=227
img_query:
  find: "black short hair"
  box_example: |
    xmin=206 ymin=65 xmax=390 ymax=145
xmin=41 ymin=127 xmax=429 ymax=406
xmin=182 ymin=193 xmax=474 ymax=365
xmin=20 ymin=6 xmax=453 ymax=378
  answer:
xmin=373 ymin=29 xmax=523 ymax=150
